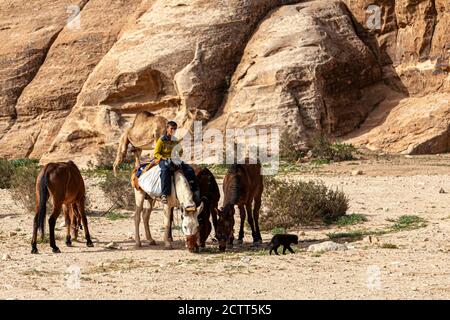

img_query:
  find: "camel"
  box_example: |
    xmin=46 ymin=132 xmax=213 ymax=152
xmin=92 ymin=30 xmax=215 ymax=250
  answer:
xmin=113 ymin=109 xmax=210 ymax=176
xmin=113 ymin=111 xmax=167 ymax=176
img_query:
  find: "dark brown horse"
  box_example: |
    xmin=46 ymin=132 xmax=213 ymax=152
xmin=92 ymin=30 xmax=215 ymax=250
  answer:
xmin=193 ymin=166 xmax=220 ymax=248
xmin=31 ymin=161 xmax=93 ymax=254
xmin=216 ymin=162 xmax=263 ymax=252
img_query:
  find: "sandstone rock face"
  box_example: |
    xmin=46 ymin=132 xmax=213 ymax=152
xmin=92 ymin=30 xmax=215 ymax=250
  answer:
xmin=0 ymin=0 xmax=141 ymax=159
xmin=342 ymin=0 xmax=450 ymax=153
xmin=208 ymin=1 xmax=388 ymax=146
xmin=40 ymin=0 xmax=305 ymax=165
xmin=0 ymin=0 xmax=89 ymax=138
xmin=346 ymin=93 xmax=450 ymax=154
xmin=0 ymin=0 xmax=449 ymax=165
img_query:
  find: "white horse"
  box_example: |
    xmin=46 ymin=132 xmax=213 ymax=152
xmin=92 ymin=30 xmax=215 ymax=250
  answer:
xmin=134 ymin=169 xmax=204 ymax=252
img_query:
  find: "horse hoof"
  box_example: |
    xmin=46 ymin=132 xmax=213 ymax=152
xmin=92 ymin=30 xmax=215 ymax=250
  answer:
xmin=135 ymin=243 xmax=142 ymax=248
xmin=149 ymin=240 xmax=157 ymax=246
xmin=164 ymin=245 xmax=173 ymax=250
xmin=52 ymin=247 xmax=61 ymax=253
xmin=86 ymin=242 xmax=94 ymax=248
xmin=236 ymin=239 xmax=243 ymax=245
xmin=31 ymin=248 xmax=38 ymax=254
xmin=66 ymin=242 xmax=72 ymax=247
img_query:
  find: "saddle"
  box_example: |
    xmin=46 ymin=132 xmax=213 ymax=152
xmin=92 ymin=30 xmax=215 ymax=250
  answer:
xmin=131 ymin=159 xmax=160 ymax=191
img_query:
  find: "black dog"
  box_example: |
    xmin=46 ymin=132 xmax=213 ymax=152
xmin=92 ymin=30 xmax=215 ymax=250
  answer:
xmin=268 ymin=234 xmax=298 ymax=255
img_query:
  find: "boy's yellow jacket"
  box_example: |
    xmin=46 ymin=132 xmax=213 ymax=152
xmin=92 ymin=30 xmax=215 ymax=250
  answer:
xmin=154 ymin=135 xmax=183 ymax=160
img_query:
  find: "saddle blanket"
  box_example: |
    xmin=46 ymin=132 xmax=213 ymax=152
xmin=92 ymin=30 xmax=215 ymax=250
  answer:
xmin=138 ymin=165 xmax=162 ymax=198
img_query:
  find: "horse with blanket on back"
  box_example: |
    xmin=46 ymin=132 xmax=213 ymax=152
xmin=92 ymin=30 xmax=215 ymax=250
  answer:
xmin=131 ymin=120 xmax=204 ymax=251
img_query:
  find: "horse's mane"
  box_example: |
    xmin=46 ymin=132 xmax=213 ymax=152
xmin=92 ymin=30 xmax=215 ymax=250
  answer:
xmin=224 ymin=164 xmax=242 ymax=206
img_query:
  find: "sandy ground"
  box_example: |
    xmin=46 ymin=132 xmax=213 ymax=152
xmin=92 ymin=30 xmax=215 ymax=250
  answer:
xmin=1 ymin=154 xmax=450 ymax=300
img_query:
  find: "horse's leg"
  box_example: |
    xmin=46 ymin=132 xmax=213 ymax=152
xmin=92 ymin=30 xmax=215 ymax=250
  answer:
xmin=211 ymin=207 xmax=218 ymax=240
xmin=49 ymin=201 xmax=62 ymax=253
xmin=163 ymin=205 xmax=173 ymax=249
xmin=253 ymin=196 xmax=263 ymax=243
xmin=168 ymin=207 xmax=174 ymax=242
xmin=76 ymin=200 xmax=93 ymax=247
xmin=72 ymin=205 xmax=79 ymax=241
xmin=246 ymin=202 xmax=258 ymax=244
xmin=236 ymin=205 xmax=246 ymax=245
xmin=134 ymin=190 xmax=145 ymax=247
xmin=63 ymin=205 xmax=72 ymax=247
xmin=31 ymin=214 xmax=39 ymax=254
xmin=143 ymin=198 xmax=156 ymax=245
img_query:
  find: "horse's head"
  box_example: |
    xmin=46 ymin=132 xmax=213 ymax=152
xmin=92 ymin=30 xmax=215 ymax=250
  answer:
xmin=174 ymin=171 xmax=203 ymax=252
xmin=180 ymin=201 xmax=204 ymax=252
xmin=216 ymin=204 xmax=235 ymax=252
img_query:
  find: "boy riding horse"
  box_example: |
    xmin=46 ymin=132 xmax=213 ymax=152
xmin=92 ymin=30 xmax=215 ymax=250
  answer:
xmin=154 ymin=121 xmax=200 ymax=205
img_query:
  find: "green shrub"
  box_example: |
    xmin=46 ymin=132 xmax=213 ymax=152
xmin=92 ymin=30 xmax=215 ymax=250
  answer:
xmin=260 ymin=177 xmax=349 ymax=230
xmin=336 ymin=214 xmax=367 ymax=226
xmin=311 ymin=135 xmax=356 ymax=162
xmin=270 ymin=227 xmax=287 ymax=235
xmin=10 ymin=158 xmax=39 ymax=168
xmin=99 ymin=169 xmax=134 ymax=210
xmin=389 ymin=215 xmax=427 ymax=231
xmin=0 ymin=158 xmax=14 ymax=189
xmin=106 ymin=211 xmax=129 ymax=221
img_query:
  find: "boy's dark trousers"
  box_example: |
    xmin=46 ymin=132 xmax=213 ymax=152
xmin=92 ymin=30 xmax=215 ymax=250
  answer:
xmin=159 ymin=159 xmax=172 ymax=196
xmin=159 ymin=159 xmax=200 ymax=204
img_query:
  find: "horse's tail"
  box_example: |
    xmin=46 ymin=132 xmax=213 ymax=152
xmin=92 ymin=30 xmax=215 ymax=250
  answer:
xmin=37 ymin=169 xmax=49 ymax=236
xmin=113 ymin=129 xmax=131 ymax=177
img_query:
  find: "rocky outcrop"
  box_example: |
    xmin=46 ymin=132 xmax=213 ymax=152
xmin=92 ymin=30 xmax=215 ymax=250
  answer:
xmin=208 ymin=1 xmax=389 ymax=147
xmin=0 ymin=0 xmax=449 ymax=165
xmin=0 ymin=0 xmax=89 ymax=139
xmin=0 ymin=0 xmax=141 ymax=159
xmin=40 ymin=0 xmax=306 ymax=165
xmin=346 ymin=92 xmax=450 ymax=154
xmin=341 ymin=0 xmax=450 ymax=153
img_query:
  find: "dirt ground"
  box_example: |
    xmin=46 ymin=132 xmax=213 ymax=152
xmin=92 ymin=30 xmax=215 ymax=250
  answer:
xmin=1 ymin=154 xmax=450 ymax=300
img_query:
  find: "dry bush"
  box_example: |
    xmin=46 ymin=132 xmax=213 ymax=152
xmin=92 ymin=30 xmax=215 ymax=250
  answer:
xmin=94 ymin=145 xmax=134 ymax=171
xmin=95 ymin=145 xmax=117 ymax=170
xmin=10 ymin=163 xmax=41 ymax=213
xmin=0 ymin=159 xmax=14 ymax=189
xmin=99 ymin=169 xmax=135 ymax=210
xmin=260 ymin=177 xmax=349 ymax=230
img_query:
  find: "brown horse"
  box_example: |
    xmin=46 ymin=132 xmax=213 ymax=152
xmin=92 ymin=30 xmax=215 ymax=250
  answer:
xmin=31 ymin=161 xmax=93 ymax=254
xmin=193 ymin=166 xmax=220 ymax=247
xmin=62 ymin=204 xmax=82 ymax=241
xmin=216 ymin=162 xmax=263 ymax=252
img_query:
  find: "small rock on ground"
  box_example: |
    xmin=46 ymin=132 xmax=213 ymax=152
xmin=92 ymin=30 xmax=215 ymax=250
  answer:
xmin=105 ymin=242 xmax=119 ymax=249
xmin=2 ymin=254 xmax=12 ymax=260
xmin=307 ymin=241 xmax=348 ymax=253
